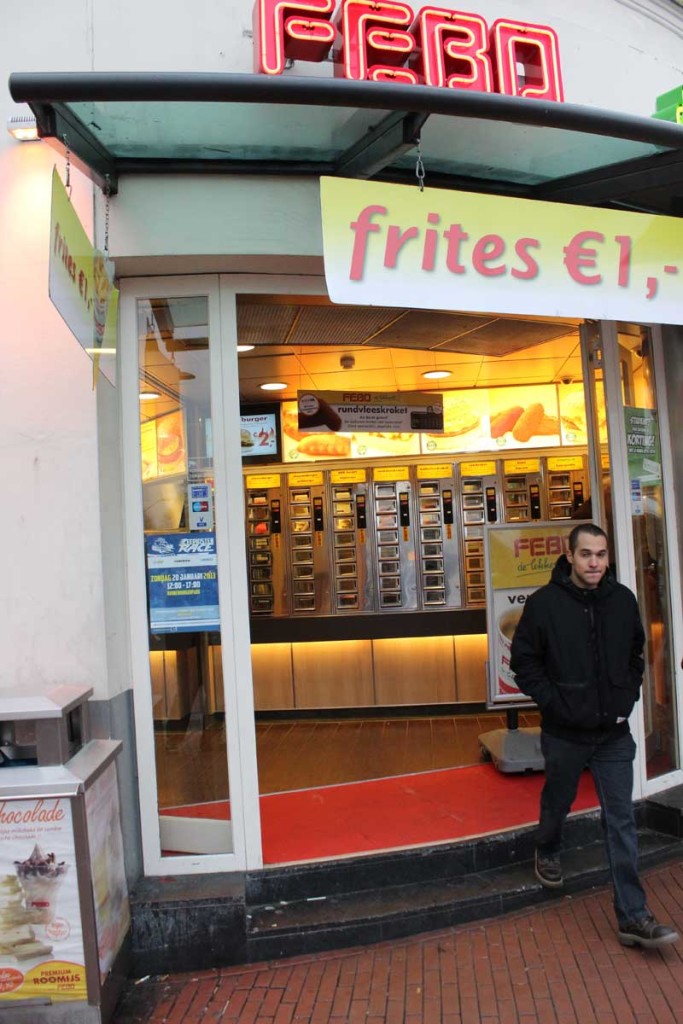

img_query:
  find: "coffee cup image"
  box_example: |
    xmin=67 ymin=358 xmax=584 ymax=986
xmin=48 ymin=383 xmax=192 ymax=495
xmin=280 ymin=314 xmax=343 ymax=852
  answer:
xmin=498 ymin=608 xmax=523 ymax=642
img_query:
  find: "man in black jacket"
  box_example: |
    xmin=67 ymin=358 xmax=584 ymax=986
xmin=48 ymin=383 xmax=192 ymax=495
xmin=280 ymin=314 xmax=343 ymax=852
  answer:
xmin=510 ymin=523 xmax=678 ymax=949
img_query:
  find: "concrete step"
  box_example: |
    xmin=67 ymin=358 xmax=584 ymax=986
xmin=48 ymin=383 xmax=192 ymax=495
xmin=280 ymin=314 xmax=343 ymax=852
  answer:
xmin=246 ymin=818 xmax=682 ymax=961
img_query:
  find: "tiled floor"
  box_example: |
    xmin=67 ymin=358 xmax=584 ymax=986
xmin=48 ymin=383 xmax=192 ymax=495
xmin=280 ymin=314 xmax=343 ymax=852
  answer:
xmin=112 ymin=861 xmax=683 ymax=1023
xmin=155 ymin=711 xmax=541 ymax=807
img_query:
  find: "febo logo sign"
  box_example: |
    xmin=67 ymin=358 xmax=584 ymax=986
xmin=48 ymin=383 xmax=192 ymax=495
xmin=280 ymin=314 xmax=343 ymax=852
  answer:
xmin=253 ymin=0 xmax=563 ymax=101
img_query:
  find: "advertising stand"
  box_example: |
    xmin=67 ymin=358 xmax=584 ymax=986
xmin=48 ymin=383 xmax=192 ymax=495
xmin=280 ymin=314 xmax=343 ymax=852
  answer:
xmin=479 ymin=523 xmax=571 ymax=772
xmin=0 ymin=685 xmax=130 ymax=1023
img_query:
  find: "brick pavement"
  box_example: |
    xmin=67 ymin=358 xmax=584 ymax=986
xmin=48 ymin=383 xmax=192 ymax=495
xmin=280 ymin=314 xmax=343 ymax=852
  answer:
xmin=112 ymin=861 xmax=683 ymax=1023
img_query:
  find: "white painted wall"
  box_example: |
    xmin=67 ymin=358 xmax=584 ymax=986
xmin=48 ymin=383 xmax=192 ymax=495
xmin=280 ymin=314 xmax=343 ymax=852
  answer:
xmin=2 ymin=0 xmax=683 ymax=705
xmin=1 ymin=34 xmax=110 ymax=695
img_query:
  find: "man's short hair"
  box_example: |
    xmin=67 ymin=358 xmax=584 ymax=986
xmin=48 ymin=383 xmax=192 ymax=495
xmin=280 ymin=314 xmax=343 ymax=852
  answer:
xmin=567 ymin=522 xmax=608 ymax=553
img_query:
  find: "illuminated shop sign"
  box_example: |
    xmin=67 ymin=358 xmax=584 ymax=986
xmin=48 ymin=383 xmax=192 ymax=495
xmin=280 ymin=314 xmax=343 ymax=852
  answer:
xmin=253 ymin=0 xmax=564 ymax=101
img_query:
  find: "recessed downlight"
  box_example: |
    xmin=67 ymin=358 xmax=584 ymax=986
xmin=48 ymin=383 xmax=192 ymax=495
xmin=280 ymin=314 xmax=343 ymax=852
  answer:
xmin=422 ymin=370 xmax=452 ymax=380
xmin=260 ymin=382 xmax=287 ymax=391
xmin=139 ymin=391 xmax=161 ymax=400
xmin=237 ymin=344 xmax=255 ymax=353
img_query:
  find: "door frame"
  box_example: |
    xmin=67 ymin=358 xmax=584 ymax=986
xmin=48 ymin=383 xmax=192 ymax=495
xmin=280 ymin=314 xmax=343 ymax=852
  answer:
xmin=598 ymin=320 xmax=683 ymax=799
xmin=119 ymin=274 xmax=260 ymax=874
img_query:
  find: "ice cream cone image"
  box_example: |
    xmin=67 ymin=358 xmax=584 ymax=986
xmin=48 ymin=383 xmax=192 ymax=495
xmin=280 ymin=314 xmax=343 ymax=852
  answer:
xmin=15 ymin=845 xmax=67 ymax=925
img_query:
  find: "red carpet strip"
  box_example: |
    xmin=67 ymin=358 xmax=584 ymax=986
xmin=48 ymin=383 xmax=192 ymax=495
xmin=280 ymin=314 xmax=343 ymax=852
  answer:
xmin=161 ymin=763 xmax=599 ymax=864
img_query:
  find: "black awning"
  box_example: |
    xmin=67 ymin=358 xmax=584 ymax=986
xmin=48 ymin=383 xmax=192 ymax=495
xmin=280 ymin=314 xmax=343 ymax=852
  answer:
xmin=9 ymin=71 xmax=683 ymax=214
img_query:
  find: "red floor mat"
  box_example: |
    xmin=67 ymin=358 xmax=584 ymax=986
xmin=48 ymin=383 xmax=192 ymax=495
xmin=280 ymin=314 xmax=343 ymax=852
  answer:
xmin=162 ymin=764 xmax=599 ymax=864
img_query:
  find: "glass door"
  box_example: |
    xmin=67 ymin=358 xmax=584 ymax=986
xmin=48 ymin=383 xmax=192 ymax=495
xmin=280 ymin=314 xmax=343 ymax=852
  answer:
xmin=121 ymin=276 xmax=260 ymax=874
xmin=583 ymin=321 xmax=680 ymax=786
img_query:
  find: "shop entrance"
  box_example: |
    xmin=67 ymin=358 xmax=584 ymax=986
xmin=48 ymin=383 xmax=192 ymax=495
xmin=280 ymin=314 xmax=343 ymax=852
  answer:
xmin=127 ymin=279 xmax=681 ymax=869
xmin=236 ymin=295 xmax=587 ymax=860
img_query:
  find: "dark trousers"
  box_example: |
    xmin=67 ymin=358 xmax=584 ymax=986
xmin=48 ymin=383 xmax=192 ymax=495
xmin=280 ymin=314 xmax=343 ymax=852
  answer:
xmin=537 ymin=729 xmax=647 ymax=927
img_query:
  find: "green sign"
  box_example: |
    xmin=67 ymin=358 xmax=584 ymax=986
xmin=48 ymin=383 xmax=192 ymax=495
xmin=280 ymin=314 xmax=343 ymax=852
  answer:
xmin=624 ymin=406 xmax=661 ymax=486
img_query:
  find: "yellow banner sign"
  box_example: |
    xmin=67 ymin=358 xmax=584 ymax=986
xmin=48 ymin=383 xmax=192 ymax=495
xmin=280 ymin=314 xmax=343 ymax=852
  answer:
xmin=321 ymin=177 xmax=683 ymax=324
xmin=49 ymin=168 xmax=118 ymax=384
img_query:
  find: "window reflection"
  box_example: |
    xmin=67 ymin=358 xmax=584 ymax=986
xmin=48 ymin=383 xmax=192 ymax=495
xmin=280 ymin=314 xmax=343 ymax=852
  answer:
xmin=618 ymin=324 xmax=678 ymax=779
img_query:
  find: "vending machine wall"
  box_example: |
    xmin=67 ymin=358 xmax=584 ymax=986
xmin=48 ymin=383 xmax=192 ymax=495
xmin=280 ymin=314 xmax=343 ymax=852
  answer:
xmin=544 ymin=454 xmax=589 ymax=519
xmin=244 ymin=472 xmax=288 ymax=616
xmin=458 ymin=460 xmax=500 ymax=608
xmin=501 ymin=458 xmax=544 ymax=523
xmin=329 ymin=468 xmax=375 ymax=613
xmin=372 ymin=466 xmax=418 ymax=611
xmin=414 ymin=464 xmax=462 ymax=609
xmin=286 ymin=470 xmax=332 ymax=615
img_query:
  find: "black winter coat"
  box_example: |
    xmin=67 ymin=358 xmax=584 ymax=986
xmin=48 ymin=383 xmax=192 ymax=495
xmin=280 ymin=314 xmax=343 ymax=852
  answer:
xmin=509 ymin=555 xmax=645 ymax=741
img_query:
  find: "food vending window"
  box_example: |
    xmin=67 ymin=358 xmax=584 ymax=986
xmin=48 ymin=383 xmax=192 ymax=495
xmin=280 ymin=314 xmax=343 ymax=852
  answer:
xmin=138 ymin=295 xmax=231 ymax=858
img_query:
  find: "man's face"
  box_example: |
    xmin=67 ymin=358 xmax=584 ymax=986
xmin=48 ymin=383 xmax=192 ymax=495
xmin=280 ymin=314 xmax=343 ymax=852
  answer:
xmin=566 ymin=531 xmax=609 ymax=589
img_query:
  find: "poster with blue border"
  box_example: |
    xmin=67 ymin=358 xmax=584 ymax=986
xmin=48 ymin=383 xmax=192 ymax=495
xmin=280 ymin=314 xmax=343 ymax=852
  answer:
xmin=146 ymin=533 xmax=219 ymax=633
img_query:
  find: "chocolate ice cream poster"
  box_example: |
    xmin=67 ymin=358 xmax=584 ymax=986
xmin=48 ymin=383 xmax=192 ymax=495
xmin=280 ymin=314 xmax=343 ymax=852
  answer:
xmin=146 ymin=532 xmax=220 ymax=633
xmin=321 ymin=177 xmax=683 ymax=324
xmin=485 ymin=524 xmax=567 ymax=705
xmin=49 ymin=168 xmax=118 ymax=386
xmin=0 ymin=798 xmax=86 ymax=1002
xmin=297 ymin=391 xmax=443 ymax=434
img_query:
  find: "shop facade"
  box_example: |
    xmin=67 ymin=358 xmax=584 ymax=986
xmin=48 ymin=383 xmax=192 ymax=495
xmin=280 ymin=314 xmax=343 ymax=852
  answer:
xmin=3 ymin=0 xmax=683 ymax=964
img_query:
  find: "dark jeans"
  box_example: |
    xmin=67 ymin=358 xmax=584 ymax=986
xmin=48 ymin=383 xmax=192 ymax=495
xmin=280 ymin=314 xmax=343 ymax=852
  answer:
xmin=537 ymin=729 xmax=647 ymax=927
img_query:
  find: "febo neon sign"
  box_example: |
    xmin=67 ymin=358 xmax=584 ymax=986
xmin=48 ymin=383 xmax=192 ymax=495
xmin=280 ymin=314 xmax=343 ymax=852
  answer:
xmin=253 ymin=0 xmax=564 ymax=101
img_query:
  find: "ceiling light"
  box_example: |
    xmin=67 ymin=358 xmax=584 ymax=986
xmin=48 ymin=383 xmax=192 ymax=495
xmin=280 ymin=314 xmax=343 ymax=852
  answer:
xmin=422 ymin=370 xmax=452 ymax=380
xmin=139 ymin=391 xmax=161 ymax=400
xmin=237 ymin=344 xmax=255 ymax=353
xmin=7 ymin=113 xmax=39 ymax=141
xmin=260 ymin=382 xmax=287 ymax=391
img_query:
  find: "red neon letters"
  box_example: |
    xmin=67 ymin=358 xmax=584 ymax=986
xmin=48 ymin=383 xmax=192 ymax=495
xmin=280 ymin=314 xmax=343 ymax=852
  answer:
xmin=254 ymin=0 xmax=564 ymax=101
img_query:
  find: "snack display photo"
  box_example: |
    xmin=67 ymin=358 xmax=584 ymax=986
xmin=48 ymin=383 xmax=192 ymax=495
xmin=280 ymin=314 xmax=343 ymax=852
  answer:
xmin=488 ymin=385 xmax=561 ymax=449
xmin=421 ymin=392 xmax=484 ymax=454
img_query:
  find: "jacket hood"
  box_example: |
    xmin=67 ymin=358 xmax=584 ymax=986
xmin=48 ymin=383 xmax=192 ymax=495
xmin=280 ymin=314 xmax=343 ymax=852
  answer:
xmin=550 ymin=553 xmax=615 ymax=601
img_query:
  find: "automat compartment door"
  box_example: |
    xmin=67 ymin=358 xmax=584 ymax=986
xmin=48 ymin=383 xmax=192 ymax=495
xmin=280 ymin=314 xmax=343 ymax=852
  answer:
xmin=286 ymin=470 xmax=332 ymax=614
xmin=414 ymin=464 xmax=462 ymax=609
xmin=329 ymin=468 xmax=375 ymax=613
xmin=459 ymin=460 xmax=500 ymax=607
xmin=244 ymin=472 xmax=288 ymax=616
xmin=372 ymin=466 xmax=418 ymax=611
xmin=545 ymin=453 xmax=589 ymax=520
xmin=502 ymin=458 xmax=544 ymax=523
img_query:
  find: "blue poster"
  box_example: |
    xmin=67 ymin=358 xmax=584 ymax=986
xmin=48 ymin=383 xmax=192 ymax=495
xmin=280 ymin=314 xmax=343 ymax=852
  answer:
xmin=146 ymin=533 xmax=219 ymax=633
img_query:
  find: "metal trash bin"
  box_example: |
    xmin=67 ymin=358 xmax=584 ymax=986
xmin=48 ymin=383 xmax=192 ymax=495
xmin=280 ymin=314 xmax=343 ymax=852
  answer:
xmin=0 ymin=684 xmax=130 ymax=1023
